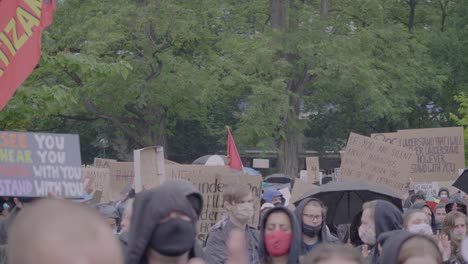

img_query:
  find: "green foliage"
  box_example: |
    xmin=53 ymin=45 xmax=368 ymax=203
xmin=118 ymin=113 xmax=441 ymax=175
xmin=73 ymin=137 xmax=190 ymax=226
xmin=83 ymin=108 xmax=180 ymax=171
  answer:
xmin=0 ymin=0 xmax=467 ymax=167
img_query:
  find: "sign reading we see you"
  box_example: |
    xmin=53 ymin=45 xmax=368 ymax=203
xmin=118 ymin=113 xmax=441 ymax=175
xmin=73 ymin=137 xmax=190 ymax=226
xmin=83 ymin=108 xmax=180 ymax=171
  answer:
xmin=0 ymin=131 xmax=82 ymax=198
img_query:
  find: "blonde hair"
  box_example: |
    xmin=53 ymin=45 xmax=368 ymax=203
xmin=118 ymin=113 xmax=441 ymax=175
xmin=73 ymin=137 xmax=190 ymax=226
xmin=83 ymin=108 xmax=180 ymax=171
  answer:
xmin=223 ymin=184 xmax=251 ymax=204
xmin=397 ymin=236 xmax=442 ymax=264
xmin=302 ymin=244 xmax=363 ymax=264
xmin=363 ymin=200 xmax=378 ymax=218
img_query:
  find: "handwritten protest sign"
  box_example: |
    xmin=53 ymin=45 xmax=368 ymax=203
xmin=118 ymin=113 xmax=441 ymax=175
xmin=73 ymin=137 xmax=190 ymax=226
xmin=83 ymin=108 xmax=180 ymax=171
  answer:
xmin=108 ymin=162 xmax=134 ymax=201
xmin=397 ymin=127 xmax=464 ymax=182
xmin=371 ymin=132 xmax=400 ymax=145
xmin=82 ymin=167 xmax=111 ymax=203
xmin=165 ymin=165 xmax=262 ymax=242
xmin=134 ymin=146 xmax=165 ymax=193
xmin=372 ymin=128 xmax=465 ymax=182
xmin=93 ymin=158 xmax=116 ymax=168
xmin=414 ymin=182 xmax=440 ymax=197
xmin=306 ymin=157 xmax=320 ymax=183
xmin=0 ymin=131 xmax=82 ymax=197
xmin=341 ymin=133 xmax=416 ymax=195
xmin=289 ymin=179 xmax=316 ymax=206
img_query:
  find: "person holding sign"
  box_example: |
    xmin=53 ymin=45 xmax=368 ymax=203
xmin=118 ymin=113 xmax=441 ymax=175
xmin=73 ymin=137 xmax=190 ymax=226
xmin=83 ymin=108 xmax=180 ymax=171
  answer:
xmin=293 ymin=198 xmax=339 ymax=255
xmin=125 ymin=180 xmax=205 ymax=264
xmin=204 ymin=184 xmax=260 ymax=264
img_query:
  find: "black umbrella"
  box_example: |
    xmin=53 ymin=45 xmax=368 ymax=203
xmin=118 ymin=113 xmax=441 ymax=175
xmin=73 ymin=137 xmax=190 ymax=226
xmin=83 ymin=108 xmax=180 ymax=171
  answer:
xmin=293 ymin=181 xmax=402 ymax=225
xmin=264 ymin=173 xmax=292 ymax=184
xmin=453 ymin=169 xmax=468 ymax=193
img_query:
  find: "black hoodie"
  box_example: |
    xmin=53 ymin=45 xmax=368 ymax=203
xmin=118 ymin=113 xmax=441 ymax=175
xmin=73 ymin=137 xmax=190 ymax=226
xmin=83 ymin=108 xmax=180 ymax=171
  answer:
xmin=258 ymin=206 xmax=302 ymax=264
xmin=125 ymin=180 xmax=205 ymax=264
xmin=410 ymin=202 xmax=437 ymax=234
xmin=371 ymin=200 xmax=403 ymax=264
xmin=294 ymin=198 xmax=339 ymax=255
xmin=379 ymin=230 xmax=440 ymax=264
xmin=445 ymin=193 xmax=467 ymax=215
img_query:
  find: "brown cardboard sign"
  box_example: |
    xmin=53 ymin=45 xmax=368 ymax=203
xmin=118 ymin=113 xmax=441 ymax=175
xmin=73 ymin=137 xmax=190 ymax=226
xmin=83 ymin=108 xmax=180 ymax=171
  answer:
xmin=341 ymin=133 xmax=416 ymax=195
xmin=306 ymin=157 xmax=320 ymax=183
xmin=397 ymin=127 xmax=465 ymax=182
xmin=108 ymin=162 xmax=134 ymax=201
xmin=82 ymin=166 xmax=111 ymax=203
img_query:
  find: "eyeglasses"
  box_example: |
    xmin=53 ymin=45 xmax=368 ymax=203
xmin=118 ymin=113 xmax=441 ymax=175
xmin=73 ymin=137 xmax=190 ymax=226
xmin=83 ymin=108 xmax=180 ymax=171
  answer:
xmin=303 ymin=214 xmax=322 ymax=221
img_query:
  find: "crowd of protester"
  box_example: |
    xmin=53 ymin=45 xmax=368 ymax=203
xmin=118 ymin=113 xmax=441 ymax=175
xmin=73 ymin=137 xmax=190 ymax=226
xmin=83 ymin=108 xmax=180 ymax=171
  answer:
xmin=0 ymin=179 xmax=466 ymax=264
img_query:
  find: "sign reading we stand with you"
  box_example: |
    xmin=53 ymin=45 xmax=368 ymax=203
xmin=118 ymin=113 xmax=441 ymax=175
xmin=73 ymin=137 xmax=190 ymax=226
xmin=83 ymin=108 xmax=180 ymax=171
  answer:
xmin=0 ymin=131 xmax=82 ymax=197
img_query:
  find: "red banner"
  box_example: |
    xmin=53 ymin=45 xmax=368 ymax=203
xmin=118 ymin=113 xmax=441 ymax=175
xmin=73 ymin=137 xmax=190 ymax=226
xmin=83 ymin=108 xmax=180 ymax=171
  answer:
xmin=0 ymin=0 xmax=56 ymax=111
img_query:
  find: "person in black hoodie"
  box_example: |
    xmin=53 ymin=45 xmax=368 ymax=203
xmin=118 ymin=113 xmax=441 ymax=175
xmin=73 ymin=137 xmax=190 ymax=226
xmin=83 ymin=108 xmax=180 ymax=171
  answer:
xmin=294 ymin=198 xmax=339 ymax=255
xmin=258 ymin=206 xmax=302 ymax=264
xmin=446 ymin=194 xmax=467 ymax=215
xmin=360 ymin=200 xmax=403 ymax=264
xmin=379 ymin=230 xmax=443 ymax=264
xmin=125 ymin=180 xmax=205 ymax=264
xmin=410 ymin=202 xmax=437 ymax=234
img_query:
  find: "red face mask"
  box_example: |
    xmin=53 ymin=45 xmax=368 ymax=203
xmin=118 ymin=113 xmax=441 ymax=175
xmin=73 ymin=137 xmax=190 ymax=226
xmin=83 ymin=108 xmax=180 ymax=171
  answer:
xmin=264 ymin=230 xmax=292 ymax=257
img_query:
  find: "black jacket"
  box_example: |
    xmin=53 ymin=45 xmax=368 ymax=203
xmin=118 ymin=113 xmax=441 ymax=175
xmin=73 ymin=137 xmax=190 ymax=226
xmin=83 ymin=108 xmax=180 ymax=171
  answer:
xmin=372 ymin=200 xmax=403 ymax=264
xmin=125 ymin=180 xmax=205 ymax=264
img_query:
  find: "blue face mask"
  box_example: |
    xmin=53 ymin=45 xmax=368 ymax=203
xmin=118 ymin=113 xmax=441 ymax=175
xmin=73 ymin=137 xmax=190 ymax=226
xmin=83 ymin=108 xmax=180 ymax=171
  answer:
xmin=3 ymin=203 xmax=9 ymax=210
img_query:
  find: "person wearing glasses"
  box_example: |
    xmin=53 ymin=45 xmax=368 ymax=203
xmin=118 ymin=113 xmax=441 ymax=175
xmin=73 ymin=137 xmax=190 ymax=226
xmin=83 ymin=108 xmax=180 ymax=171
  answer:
xmin=294 ymin=198 xmax=339 ymax=255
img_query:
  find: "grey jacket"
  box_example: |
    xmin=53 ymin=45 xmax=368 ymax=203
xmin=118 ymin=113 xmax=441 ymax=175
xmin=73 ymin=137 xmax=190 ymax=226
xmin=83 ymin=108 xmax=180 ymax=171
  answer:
xmin=204 ymin=217 xmax=260 ymax=264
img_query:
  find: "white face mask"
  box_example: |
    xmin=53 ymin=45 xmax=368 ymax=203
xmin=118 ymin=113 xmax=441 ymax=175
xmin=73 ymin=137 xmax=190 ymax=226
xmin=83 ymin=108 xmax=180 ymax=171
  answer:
xmin=234 ymin=202 xmax=254 ymax=223
xmin=408 ymin=223 xmax=433 ymax=235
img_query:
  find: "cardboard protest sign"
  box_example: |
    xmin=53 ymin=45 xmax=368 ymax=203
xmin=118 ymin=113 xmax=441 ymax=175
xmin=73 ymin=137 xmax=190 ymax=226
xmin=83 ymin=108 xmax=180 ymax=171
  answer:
xmin=0 ymin=131 xmax=82 ymax=197
xmin=371 ymin=132 xmax=400 ymax=145
xmin=340 ymin=133 xmax=416 ymax=195
xmin=82 ymin=167 xmax=111 ymax=203
xmin=397 ymin=127 xmax=465 ymax=182
xmin=165 ymin=165 xmax=262 ymax=243
xmin=253 ymin=159 xmax=269 ymax=169
xmin=93 ymin=158 xmax=116 ymax=168
xmin=290 ymin=179 xmax=317 ymax=205
xmin=134 ymin=146 xmax=165 ymax=193
xmin=108 ymin=162 xmax=134 ymax=201
xmin=306 ymin=157 xmax=320 ymax=183
xmin=414 ymin=182 xmax=440 ymax=197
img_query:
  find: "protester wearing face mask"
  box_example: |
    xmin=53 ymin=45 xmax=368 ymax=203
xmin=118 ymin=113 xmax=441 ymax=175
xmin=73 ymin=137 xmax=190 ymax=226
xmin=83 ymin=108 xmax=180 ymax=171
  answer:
xmin=359 ymin=200 xmax=403 ymax=264
xmin=125 ymin=180 xmax=205 ymax=264
xmin=263 ymin=188 xmax=285 ymax=207
xmin=259 ymin=206 xmax=301 ymax=264
xmin=446 ymin=194 xmax=467 ymax=215
xmin=294 ymin=198 xmax=338 ymax=255
xmin=439 ymin=187 xmax=450 ymax=199
xmin=403 ymin=209 xmax=433 ymax=236
xmin=435 ymin=203 xmax=447 ymax=231
xmin=443 ymin=211 xmax=468 ymax=263
xmin=410 ymin=202 xmax=437 ymax=234
xmin=204 ymin=184 xmax=259 ymax=264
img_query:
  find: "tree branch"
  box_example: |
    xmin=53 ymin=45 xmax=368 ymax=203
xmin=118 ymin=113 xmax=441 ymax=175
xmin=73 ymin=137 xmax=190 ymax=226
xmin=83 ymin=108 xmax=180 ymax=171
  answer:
xmin=53 ymin=114 xmax=99 ymax=121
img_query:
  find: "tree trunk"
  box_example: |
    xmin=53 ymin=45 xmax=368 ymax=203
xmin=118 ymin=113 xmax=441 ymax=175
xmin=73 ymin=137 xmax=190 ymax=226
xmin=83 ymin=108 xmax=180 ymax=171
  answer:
xmin=270 ymin=0 xmax=286 ymax=30
xmin=408 ymin=0 xmax=417 ymax=32
xmin=320 ymin=0 xmax=329 ymax=16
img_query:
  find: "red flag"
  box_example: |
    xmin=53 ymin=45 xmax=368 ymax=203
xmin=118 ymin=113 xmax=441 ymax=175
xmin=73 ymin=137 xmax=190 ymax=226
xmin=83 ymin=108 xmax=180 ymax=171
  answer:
xmin=0 ymin=0 xmax=56 ymax=111
xmin=226 ymin=127 xmax=243 ymax=171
